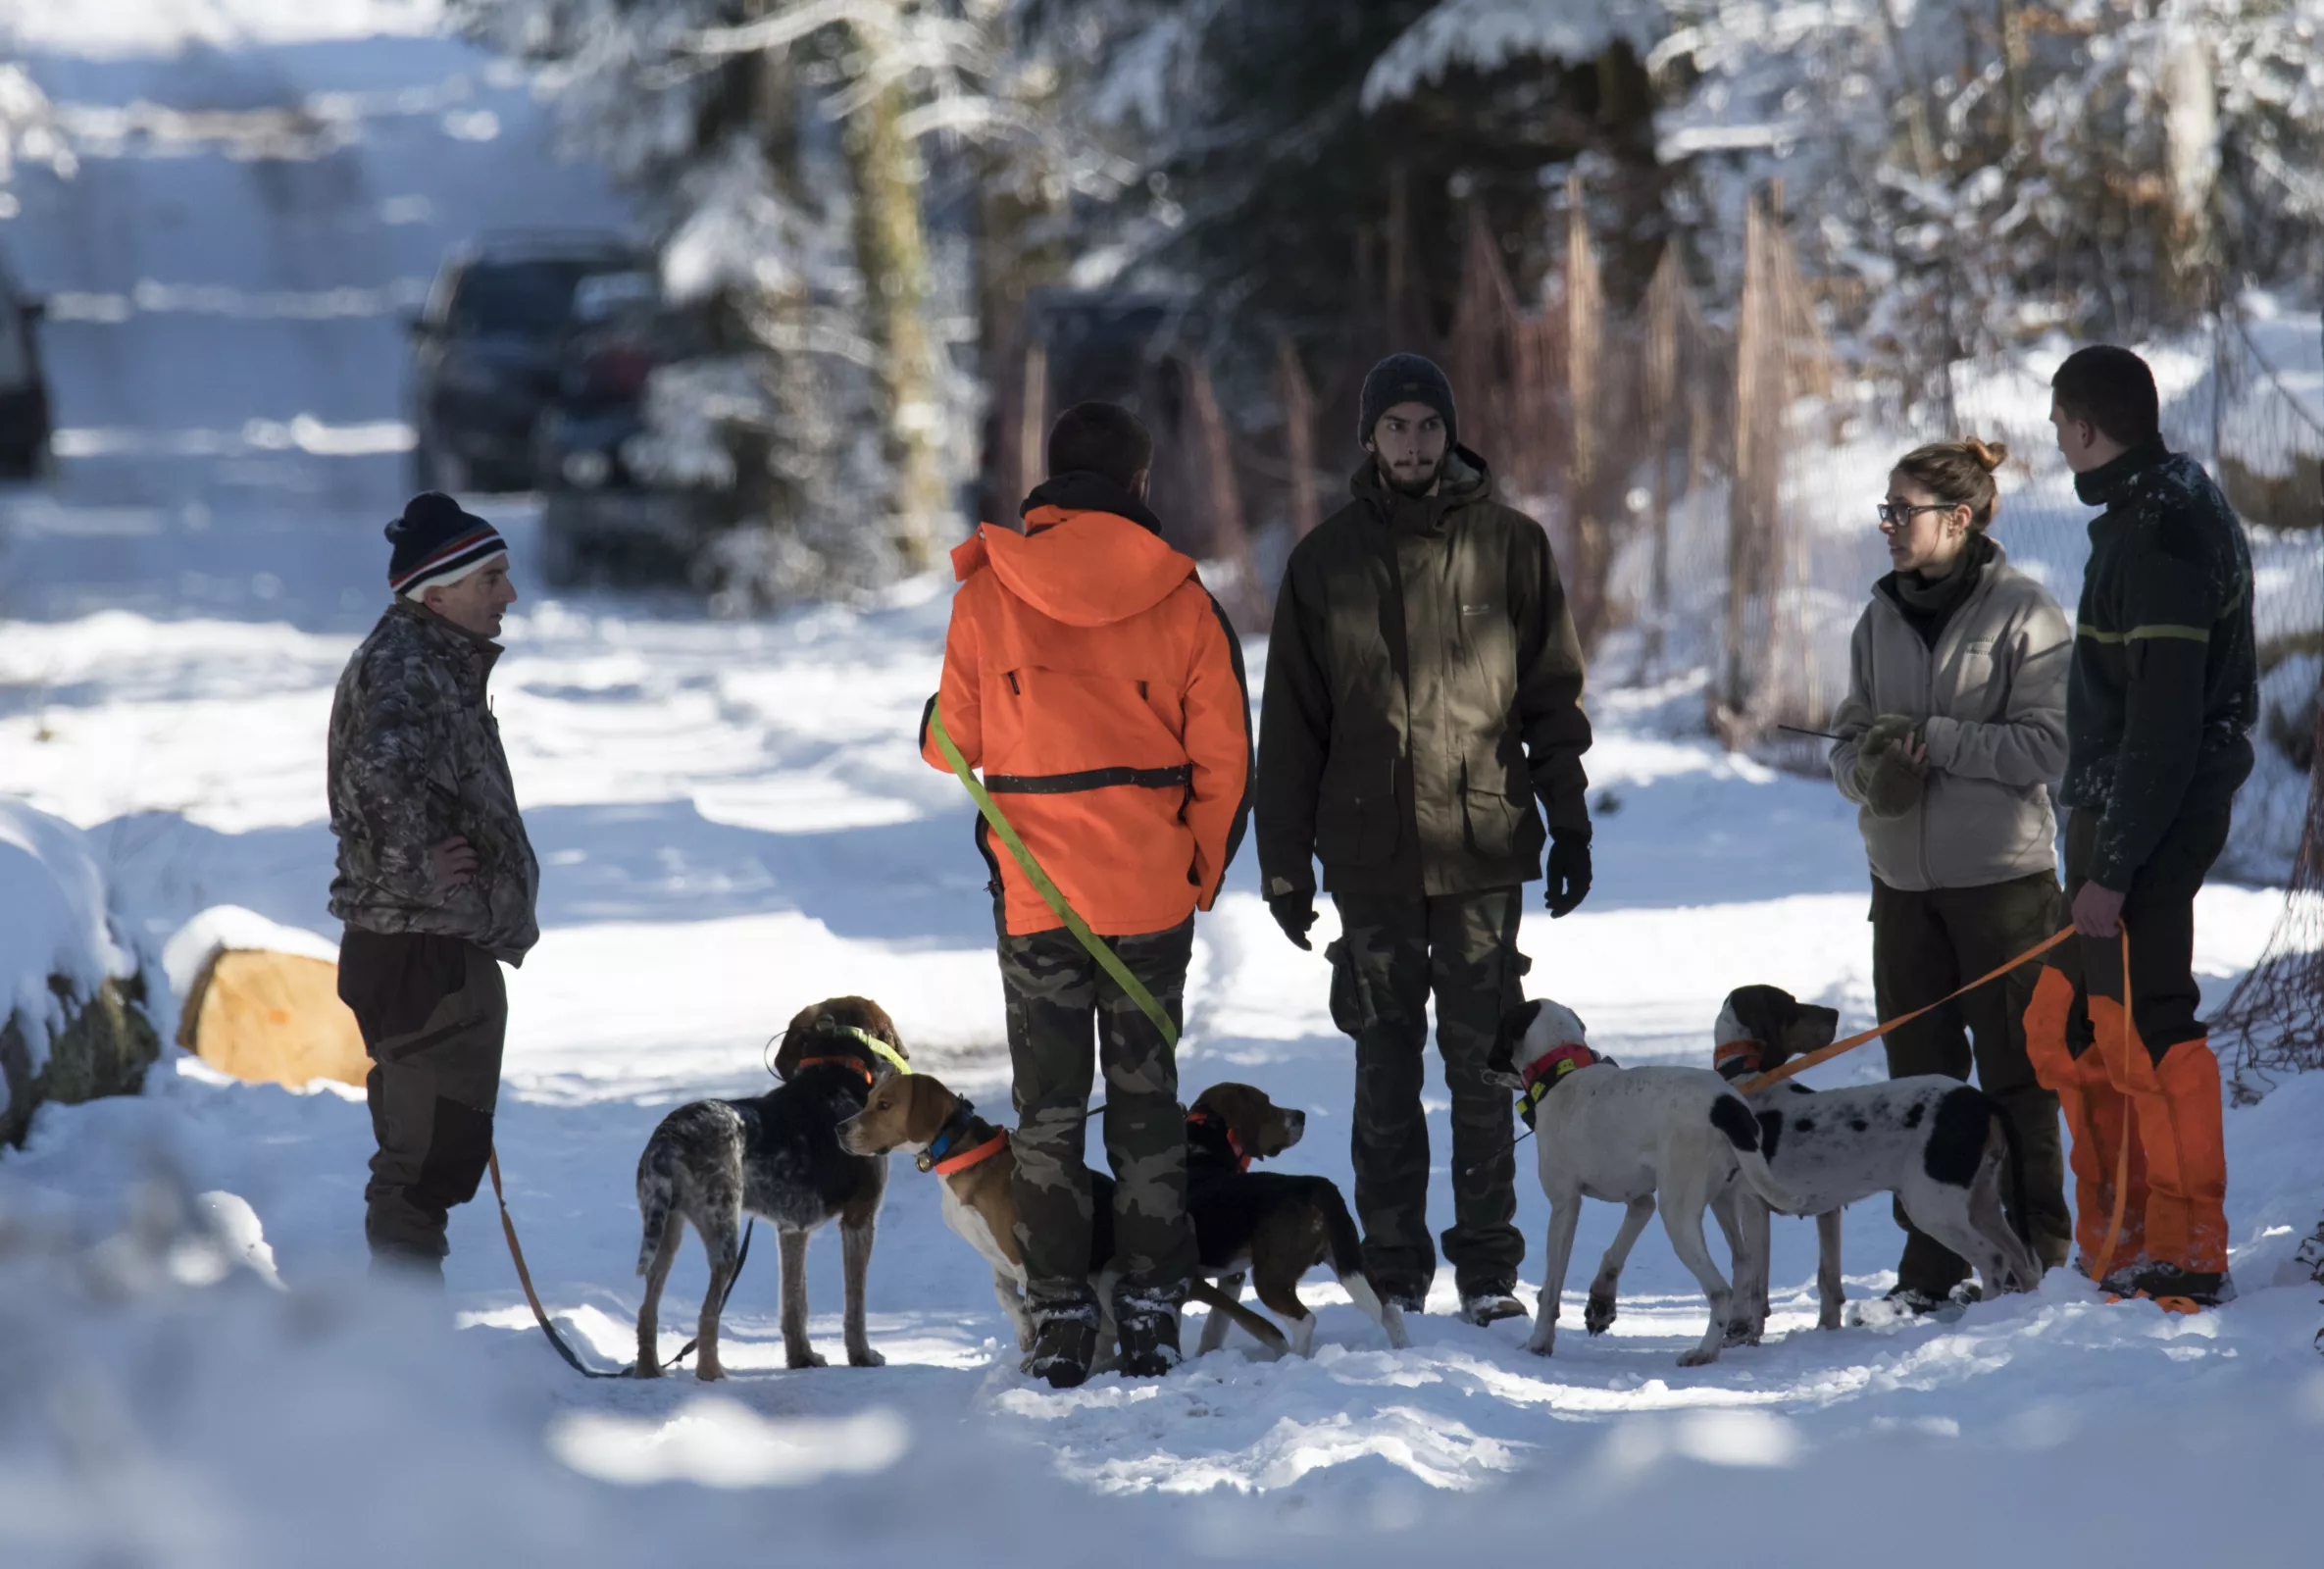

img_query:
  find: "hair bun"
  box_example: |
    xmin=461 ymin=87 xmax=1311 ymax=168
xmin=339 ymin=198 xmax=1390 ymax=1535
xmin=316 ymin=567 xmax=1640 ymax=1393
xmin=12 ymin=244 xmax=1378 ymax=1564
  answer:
xmin=1962 ymin=437 xmax=2008 ymax=473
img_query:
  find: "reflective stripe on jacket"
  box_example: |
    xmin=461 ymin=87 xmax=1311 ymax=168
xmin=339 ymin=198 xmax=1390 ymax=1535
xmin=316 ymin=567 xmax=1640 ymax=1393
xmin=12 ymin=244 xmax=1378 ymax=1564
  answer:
xmin=923 ymin=485 xmax=1252 ymax=938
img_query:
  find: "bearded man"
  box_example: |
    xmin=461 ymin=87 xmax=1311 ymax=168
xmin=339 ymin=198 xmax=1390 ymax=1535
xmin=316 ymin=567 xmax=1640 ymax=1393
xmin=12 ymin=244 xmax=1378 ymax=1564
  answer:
xmin=1255 ymin=353 xmax=1594 ymax=1325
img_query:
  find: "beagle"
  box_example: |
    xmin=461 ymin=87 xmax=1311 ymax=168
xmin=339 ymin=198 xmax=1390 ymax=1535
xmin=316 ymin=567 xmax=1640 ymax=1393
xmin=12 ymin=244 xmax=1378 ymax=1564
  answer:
xmin=1182 ymin=1083 xmax=1411 ymax=1357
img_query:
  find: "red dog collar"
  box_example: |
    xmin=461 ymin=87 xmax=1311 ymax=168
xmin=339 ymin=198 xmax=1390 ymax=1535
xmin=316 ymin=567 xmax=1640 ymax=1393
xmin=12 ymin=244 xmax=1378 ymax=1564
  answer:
xmin=1186 ymin=1107 xmax=1250 ymax=1173
xmin=1522 ymin=1042 xmax=1597 ymax=1088
xmin=1715 ymin=1039 xmax=1765 ymax=1075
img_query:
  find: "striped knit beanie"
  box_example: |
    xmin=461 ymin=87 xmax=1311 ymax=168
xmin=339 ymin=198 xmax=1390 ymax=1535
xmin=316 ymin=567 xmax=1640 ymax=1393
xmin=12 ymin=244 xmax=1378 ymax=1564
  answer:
xmin=387 ymin=492 xmax=507 ymax=599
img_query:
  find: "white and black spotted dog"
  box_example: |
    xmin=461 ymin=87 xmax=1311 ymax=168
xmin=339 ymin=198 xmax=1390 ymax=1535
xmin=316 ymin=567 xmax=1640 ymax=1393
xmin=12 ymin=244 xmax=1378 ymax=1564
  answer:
xmin=1713 ymin=985 xmax=2045 ymax=1337
xmin=1487 ymin=997 xmax=1805 ymax=1367
xmin=632 ymin=996 xmax=907 ymax=1381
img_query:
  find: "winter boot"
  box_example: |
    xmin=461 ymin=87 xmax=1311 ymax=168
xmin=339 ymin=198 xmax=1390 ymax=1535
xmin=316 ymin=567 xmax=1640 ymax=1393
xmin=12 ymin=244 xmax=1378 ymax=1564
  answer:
xmin=1114 ymin=1287 xmax=1184 ymax=1378
xmin=1027 ymin=1302 xmax=1099 ymax=1390
xmin=2124 ymin=1262 xmax=2236 ymax=1311
xmin=1456 ymin=1287 xmax=1528 ymax=1327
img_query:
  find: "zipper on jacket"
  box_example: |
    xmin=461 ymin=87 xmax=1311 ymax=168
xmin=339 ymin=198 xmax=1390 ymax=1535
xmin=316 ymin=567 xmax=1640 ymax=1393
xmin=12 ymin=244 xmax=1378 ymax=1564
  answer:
xmin=1005 ymin=670 xmax=1021 ymax=695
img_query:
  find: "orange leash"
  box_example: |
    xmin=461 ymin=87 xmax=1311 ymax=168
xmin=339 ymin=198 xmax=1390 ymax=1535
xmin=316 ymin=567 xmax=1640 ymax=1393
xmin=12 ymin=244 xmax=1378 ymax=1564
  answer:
xmin=2087 ymin=925 xmax=2137 ymax=1285
xmin=1737 ymin=925 xmax=2079 ymax=1094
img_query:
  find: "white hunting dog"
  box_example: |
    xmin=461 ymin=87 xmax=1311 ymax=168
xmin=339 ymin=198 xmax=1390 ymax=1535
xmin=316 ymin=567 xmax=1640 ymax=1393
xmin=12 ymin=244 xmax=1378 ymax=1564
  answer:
xmin=1712 ymin=985 xmax=2046 ymax=1335
xmin=1487 ymin=998 xmax=1805 ymax=1366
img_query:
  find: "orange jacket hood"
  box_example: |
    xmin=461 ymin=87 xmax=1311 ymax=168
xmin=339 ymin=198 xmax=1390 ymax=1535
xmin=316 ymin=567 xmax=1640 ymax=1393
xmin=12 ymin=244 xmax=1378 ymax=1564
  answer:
xmin=951 ymin=510 xmax=1195 ymax=629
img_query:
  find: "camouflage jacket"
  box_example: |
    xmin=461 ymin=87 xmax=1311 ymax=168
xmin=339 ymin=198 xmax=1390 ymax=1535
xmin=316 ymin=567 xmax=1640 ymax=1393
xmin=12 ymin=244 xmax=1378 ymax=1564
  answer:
xmin=328 ymin=600 xmax=540 ymax=963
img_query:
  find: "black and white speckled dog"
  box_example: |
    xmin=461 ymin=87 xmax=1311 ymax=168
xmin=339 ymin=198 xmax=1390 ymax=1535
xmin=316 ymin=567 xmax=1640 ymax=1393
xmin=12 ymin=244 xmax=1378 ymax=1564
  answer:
xmin=1488 ymin=997 xmax=1804 ymax=1367
xmin=1713 ymin=985 xmax=2044 ymax=1338
xmin=632 ymin=996 xmax=907 ymax=1381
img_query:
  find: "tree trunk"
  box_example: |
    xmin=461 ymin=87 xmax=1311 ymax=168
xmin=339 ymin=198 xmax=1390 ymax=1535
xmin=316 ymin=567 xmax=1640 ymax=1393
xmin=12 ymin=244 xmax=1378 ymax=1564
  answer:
xmin=841 ymin=23 xmax=946 ymax=571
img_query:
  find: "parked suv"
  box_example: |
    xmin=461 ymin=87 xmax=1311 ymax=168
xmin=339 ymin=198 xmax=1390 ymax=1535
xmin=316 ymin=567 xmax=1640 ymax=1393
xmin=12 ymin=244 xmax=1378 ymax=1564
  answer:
xmin=406 ymin=231 xmax=644 ymax=494
xmin=0 ymin=250 xmax=52 ymax=481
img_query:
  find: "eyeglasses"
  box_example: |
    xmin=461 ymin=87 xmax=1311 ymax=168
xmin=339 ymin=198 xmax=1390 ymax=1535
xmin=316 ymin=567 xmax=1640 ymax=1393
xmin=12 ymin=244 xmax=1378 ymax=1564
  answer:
xmin=1875 ymin=501 xmax=1958 ymax=530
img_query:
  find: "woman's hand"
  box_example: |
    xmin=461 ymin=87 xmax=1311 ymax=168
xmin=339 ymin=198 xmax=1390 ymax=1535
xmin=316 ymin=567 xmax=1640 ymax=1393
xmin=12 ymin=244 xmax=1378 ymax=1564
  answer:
xmin=1897 ymin=733 xmax=1931 ymax=775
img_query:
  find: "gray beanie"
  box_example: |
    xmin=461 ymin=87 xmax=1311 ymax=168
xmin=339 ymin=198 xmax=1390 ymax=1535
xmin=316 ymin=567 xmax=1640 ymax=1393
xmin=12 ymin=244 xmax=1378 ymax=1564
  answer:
xmin=1359 ymin=353 xmax=1457 ymax=449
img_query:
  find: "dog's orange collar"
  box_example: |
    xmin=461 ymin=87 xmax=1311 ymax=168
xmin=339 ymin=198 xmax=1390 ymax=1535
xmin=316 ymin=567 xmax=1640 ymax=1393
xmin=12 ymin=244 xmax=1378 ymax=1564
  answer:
xmin=930 ymin=1131 xmax=1008 ymax=1176
xmin=1186 ymin=1108 xmax=1250 ymax=1173
xmin=794 ymin=1054 xmax=875 ymax=1086
xmin=1716 ymin=1038 xmax=1765 ymax=1075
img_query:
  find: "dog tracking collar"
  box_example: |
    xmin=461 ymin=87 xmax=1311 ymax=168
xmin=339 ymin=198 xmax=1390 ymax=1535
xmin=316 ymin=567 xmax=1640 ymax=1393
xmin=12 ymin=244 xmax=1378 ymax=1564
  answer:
xmin=916 ymin=1095 xmax=982 ymax=1173
xmin=930 ymin=1130 xmax=1008 ymax=1176
xmin=1715 ymin=1038 xmax=1765 ymax=1078
xmin=1186 ymin=1107 xmax=1250 ymax=1173
xmin=1516 ymin=1042 xmax=1598 ymax=1127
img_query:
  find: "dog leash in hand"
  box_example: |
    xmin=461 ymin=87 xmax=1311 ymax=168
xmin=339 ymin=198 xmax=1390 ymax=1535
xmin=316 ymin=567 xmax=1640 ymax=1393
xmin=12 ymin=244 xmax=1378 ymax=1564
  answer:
xmin=1737 ymin=926 xmax=2083 ymax=1093
xmin=488 ymin=1147 xmax=751 ymax=1379
xmin=927 ymin=699 xmax=1179 ymax=1048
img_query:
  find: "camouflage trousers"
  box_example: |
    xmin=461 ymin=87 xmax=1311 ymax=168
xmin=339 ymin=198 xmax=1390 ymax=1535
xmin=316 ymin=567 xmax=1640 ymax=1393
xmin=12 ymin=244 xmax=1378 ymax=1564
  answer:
xmin=999 ymin=918 xmax=1195 ymax=1321
xmin=1327 ymin=886 xmax=1528 ymax=1298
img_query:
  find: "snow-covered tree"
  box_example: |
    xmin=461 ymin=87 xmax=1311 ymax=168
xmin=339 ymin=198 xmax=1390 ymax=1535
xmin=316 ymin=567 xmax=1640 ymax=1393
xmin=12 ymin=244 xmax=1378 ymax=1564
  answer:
xmin=454 ymin=1 xmax=1067 ymax=600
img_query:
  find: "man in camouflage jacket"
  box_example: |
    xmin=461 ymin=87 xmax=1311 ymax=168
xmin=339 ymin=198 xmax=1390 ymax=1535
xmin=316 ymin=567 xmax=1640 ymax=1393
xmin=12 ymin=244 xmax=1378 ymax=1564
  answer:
xmin=328 ymin=491 xmax=537 ymax=1278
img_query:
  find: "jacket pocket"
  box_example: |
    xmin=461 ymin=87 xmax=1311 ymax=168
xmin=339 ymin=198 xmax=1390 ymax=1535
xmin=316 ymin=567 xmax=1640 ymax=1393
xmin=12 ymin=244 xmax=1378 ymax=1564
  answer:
xmin=1460 ymin=746 xmax=1541 ymax=863
xmin=1315 ymin=757 xmax=1399 ymax=867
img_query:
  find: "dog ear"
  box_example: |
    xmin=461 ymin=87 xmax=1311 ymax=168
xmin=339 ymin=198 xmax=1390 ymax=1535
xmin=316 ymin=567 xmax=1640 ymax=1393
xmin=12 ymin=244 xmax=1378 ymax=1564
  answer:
xmin=1490 ymin=1000 xmax=1541 ymax=1079
xmin=1785 ymin=1003 xmax=1842 ymax=1058
xmin=771 ymin=1002 xmax=821 ymax=1081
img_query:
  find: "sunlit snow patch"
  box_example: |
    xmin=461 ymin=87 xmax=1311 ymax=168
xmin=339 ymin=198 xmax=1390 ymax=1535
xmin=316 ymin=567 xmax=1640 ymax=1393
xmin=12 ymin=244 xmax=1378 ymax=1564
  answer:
xmin=548 ymin=1401 xmax=911 ymax=1489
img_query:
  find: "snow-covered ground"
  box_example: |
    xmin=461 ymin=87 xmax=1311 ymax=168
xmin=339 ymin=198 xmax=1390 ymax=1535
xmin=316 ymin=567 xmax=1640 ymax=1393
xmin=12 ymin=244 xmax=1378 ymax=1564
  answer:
xmin=2 ymin=4 xmax=2322 ymax=1565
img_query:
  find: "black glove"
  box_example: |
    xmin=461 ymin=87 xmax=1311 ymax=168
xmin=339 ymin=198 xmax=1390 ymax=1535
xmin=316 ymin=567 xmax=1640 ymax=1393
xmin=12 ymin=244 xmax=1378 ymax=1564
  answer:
xmin=1545 ymin=828 xmax=1591 ymax=919
xmin=1268 ymin=886 xmax=1317 ymax=950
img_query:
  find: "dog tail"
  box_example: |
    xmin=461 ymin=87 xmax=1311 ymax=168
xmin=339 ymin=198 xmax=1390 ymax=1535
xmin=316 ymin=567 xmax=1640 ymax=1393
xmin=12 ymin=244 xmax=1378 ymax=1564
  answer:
xmin=1315 ymin=1179 xmax=1412 ymax=1348
xmin=1710 ymin=1091 xmax=1808 ymax=1215
xmin=1188 ymin=1279 xmax=1290 ymax=1353
xmin=635 ymin=1141 xmax=679 ymax=1277
xmin=1990 ymin=1098 xmax=2033 ymax=1250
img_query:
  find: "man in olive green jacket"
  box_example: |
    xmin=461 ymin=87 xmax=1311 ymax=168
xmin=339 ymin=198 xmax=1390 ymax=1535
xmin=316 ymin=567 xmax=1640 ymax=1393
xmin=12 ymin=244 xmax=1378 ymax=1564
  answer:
xmin=1257 ymin=353 xmax=1592 ymax=1324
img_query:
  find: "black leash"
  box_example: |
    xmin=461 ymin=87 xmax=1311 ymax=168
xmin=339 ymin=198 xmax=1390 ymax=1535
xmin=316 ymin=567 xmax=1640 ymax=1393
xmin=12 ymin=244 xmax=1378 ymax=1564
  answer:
xmin=1776 ymin=724 xmax=1847 ymax=742
xmin=489 ymin=1148 xmax=752 ymax=1379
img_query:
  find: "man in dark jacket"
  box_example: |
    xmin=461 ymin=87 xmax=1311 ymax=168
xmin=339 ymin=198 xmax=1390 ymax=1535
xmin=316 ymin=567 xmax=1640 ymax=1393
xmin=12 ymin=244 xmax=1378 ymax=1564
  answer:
xmin=328 ymin=491 xmax=539 ymax=1281
xmin=2024 ymin=345 xmax=2256 ymax=1308
xmin=1257 ymin=354 xmax=1592 ymax=1324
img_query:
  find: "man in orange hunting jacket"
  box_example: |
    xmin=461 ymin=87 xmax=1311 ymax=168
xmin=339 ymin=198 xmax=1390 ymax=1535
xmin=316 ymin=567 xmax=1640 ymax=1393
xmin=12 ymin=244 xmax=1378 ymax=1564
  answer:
xmin=921 ymin=400 xmax=1250 ymax=1390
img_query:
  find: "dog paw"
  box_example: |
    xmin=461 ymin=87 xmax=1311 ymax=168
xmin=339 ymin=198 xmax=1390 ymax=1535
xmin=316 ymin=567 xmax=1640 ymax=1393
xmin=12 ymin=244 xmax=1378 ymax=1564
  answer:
xmin=1676 ymin=1346 xmax=1719 ymax=1368
xmin=1525 ymin=1333 xmax=1556 ymax=1357
xmin=1721 ymin=1318 xmax=1759 ymax=1347
xmin=786 ymin=1347 xmax=829 ymax=1370
xmin=633 ymin=1359 xmax=663 ymax=1381
xmin=1583 ymin=1291 xmax=1617 ymax=1335
xmin=847 ymin=1346 xmax=886 ymax=1368
xmin=694 ymin=1362 xmax=726 ymax=1382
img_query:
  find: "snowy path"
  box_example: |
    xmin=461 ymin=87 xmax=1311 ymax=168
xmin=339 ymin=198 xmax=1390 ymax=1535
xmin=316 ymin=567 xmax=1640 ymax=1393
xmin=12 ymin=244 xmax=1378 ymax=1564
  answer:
xmin=2 ymin=6 xmax=2322 ymax=1564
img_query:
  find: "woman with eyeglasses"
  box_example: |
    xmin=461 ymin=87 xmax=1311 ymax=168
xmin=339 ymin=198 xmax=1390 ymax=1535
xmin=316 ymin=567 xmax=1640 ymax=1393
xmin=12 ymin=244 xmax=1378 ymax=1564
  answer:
xmin=1828 ymin=437 xmax=2075 ymax=1317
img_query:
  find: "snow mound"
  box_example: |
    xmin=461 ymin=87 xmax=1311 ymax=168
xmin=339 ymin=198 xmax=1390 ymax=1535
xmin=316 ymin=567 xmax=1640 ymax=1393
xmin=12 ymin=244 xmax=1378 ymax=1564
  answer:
xmin=0 ymin=800 xmax=135 ymax=1088
xmin=0 ymin=0 xmax=444 ymax=58
xmin=162 ymin=905 xmax=341 ymax=1003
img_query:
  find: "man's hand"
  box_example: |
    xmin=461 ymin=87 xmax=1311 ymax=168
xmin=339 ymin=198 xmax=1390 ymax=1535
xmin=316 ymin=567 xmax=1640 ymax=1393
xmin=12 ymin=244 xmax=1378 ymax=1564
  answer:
xmin=2071 ymin=880 xmax=2126 ymax=938
xmin=1545 ymin=829 xmax=1591 ymax=919
xmin=1268 ymin=887 xmax=1317 ymax=950
xmin=428 ymin=835 xmax=478 ymax=892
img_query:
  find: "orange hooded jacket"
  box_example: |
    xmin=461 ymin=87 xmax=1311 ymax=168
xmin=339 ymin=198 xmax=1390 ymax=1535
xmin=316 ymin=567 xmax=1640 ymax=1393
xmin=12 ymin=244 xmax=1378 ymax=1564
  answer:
xmin=921 ymin=480 xmax=1252 ymax=938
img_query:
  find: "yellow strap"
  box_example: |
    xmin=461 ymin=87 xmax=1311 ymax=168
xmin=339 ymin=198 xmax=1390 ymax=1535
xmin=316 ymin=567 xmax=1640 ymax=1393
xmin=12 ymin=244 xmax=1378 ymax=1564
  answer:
xmin=842 ymin=1025 xmax=913 ymax=1078
xmin=927 ymin=699 xmax=1179 ymax=1047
